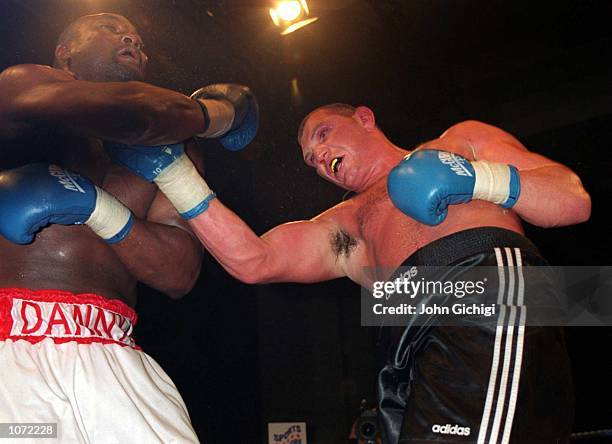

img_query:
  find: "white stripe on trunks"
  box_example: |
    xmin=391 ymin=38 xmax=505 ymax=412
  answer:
xmin=477 ymin=247 xmax=526 ymax=444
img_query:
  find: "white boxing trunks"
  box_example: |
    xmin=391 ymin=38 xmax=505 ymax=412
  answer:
xmin=0 ymin=288 xmax=199 ymax=443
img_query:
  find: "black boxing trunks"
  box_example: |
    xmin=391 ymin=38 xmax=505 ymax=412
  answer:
xmin=376 ymin=228 xmax=574 ymax=444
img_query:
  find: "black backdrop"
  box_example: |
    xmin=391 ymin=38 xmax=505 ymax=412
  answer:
xmin=1 ymin=1 xmax=611 ymax=442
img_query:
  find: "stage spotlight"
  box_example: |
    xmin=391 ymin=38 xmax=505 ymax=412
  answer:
xmin=269 ymin=0 xmax=319 ymax=36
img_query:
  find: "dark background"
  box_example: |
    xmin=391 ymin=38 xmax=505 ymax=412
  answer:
xmin=1 ymin=0 xmax=611 ymax=442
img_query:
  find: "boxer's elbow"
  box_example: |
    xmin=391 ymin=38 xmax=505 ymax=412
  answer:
xmin=563 ymin=174 xmax=591 ymax=225
xmin=163 ymin=264 xmax=201 ymax=299
xmin=570 ymin=188 xmax=591 ymax=224
xmin=236 ymin=272 xmax=264 ymax=285
xmin=529 ymin=173 xmax=592 ymax=228
xmin=225 ymin=249 xmax=279 ymax=285
xmin=165 ymin=287 xmax=192 ymax=300
xmin=533 ymin=190 xmax=591 ymax=228
xmin=229 ymin=261 xmax=269 ymax=285
xmin=156 ymin=250 xmax=202 ymax=300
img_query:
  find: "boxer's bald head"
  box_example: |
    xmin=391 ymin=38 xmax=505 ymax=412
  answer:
xmin=54 ymin=13 xmax=148 ymax=82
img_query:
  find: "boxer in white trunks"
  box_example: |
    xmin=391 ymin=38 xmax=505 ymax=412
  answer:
xmin=0 ymin=13 xmax=257 ymax=443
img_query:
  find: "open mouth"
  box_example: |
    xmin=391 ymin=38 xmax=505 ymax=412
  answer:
xmin=330 ymin=156 xmax=343 ymax=175
xmin=117 ymin=47 xmax=140 ymax=65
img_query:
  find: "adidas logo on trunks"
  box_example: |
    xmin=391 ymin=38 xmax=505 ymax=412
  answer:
xmin=432 ymin=424 xmax=471 ymax=436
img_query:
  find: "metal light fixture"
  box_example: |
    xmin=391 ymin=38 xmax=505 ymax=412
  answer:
xmin=269 ymin=0 xmax=319 ymax=35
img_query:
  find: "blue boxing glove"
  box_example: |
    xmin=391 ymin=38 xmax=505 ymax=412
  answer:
xmin=387 ymin=149 xmax=520 ymax=225
xmin=190 ymin=83 xmax=259 ymax=151
xmin=104 ymin=141 xmax=186 ymax=182
xmin=104 ymin=142 xmax=216 ymax=219
xmin=0 ymin=163 xmax=133 ymax=244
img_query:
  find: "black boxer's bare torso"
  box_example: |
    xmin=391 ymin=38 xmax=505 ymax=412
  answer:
xmin=0 ymin=130 xmax=157 ymax=305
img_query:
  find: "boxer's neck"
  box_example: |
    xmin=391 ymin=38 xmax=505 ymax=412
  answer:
xmin=354 ymin=142 xmax=407 ymax=194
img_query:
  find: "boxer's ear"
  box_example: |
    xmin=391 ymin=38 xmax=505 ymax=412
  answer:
xmin=353 ymin=106 xmax=376 ymax=131
xmin=53 ymin=44 xmax=71 ymax=69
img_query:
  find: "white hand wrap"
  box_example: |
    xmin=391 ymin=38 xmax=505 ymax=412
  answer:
xmin=85 ymin=187 xmax=133 ymax=242
xmin=153 ymin=153 xmax=214 ymax=217
xmin=471 ymin=161 xmax=513 ymax=205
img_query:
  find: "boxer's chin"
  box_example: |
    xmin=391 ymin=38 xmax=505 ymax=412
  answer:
xmin=93 ymin=63 xmax=144 ymax=82
xmin=112 ymin=63 xmax=145 ymax=81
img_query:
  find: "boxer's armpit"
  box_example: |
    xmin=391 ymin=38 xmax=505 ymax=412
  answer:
xmin=330 ymin=228 xmax=357 ymax=259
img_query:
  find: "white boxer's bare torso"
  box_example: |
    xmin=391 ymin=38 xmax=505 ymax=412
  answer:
xmin=318 ymin=172 xmax=524 ymax=286
xmin=184 ymin=106 xmax=590 ymax=287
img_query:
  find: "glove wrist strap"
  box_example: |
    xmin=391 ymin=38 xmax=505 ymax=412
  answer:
xmin=194 ymin=98 xmax=235 ymax=138
xmin=472 ymin=161 xmax=520 ymax=207
xmin=86 ymin=187 xmax=134 ymax=244
xmin=154 ymin=153 xmax=215 ymax=218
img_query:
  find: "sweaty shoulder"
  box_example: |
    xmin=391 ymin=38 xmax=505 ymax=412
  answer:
xmin=0 ymin=64 xmax=74 ymax=89
xmin=315 ymin=197 xmax=363 ymax=237
xmin=440 ymin=120 xmax=527 ymax=152
xmin=0 ymin=65 xmax=74 ymax=127
xmin=315 ymin=197 xmax=358 ymax=225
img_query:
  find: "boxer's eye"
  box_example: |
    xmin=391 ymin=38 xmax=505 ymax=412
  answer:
xmin=101 ymin=24 xmax=120 ymax=34
xmin=318 ymin=127 xmax=329 ymax=142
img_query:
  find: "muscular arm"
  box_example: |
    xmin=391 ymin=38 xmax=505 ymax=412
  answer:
xmin=188 ymin=199 xmax=348 ymax=284
xmin=103 ymin=145 xmax=207 ymax=298
xmin=0 ymin=65 xmax=205 ymax=297
xmin=0 ymin=64 xmax=204 ymax=145
xmin=422 ymin=120 xmax=591 ymax=227
xmin=111 ymin=190 xmax=202 ymax=299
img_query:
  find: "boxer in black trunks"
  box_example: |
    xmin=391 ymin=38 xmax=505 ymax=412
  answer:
xmin=376 ymin=228 xmax=573 ymax=443
xmin=105 ymin=103 xmax=591 ymax=443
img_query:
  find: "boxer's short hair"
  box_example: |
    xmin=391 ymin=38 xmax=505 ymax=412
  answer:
xmin=53 ymin=17 xmax=88 ymax=67
xmin=297 ymin=103 xmax=356 ymax=145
